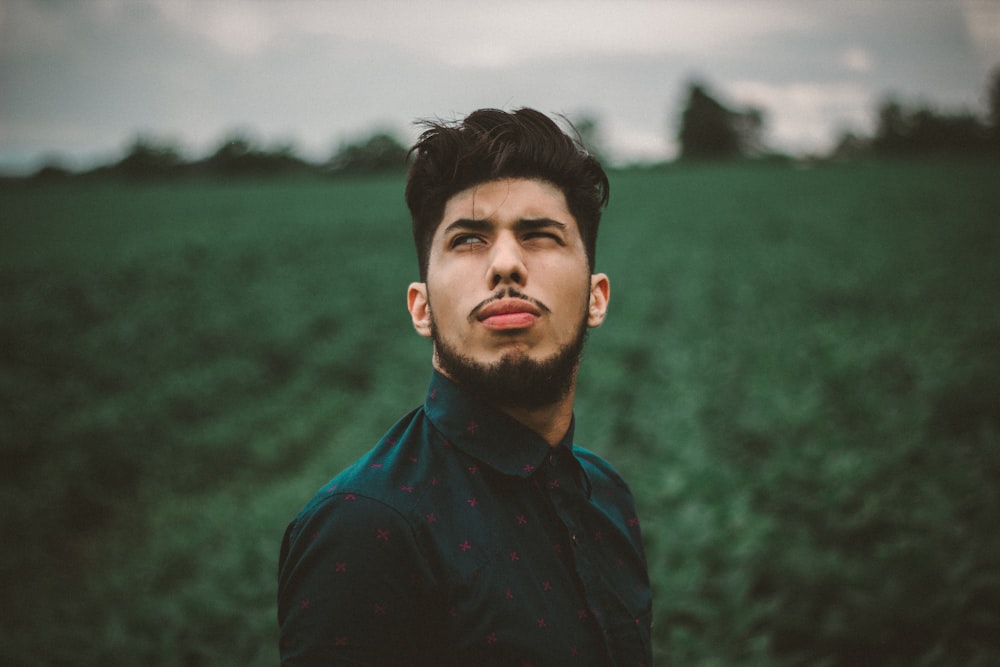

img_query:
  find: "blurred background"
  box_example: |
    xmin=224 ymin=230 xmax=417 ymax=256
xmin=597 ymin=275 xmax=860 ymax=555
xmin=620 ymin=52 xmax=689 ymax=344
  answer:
xmin=2 ymin=1 xmax=999 ymax=665
xmin=2 ymin=0 xmax=999 ymax=171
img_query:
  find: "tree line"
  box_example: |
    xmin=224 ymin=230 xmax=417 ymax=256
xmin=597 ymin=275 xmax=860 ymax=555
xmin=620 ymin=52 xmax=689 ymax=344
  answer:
xmin=677 ymin=66 xmax=1000 ymax=160
xmin=31 ymin=128 xmax=411 ymax=181
xmin=26 ymin=66 xmax=1000 ymax=180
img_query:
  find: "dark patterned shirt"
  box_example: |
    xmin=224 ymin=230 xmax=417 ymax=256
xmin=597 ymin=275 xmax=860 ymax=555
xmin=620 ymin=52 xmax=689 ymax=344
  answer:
xmin=278 ymin=371 xmax=652 ymax=666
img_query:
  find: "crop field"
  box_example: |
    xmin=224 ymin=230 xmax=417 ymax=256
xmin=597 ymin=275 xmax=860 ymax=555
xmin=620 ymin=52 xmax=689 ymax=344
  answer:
xmin=2 ymin=159 xmax=999 ymax=666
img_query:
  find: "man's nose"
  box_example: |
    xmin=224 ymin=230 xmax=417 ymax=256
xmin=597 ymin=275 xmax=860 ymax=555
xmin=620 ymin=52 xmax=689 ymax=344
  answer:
xmin=487 ymin=235 xmax=527 ymax=289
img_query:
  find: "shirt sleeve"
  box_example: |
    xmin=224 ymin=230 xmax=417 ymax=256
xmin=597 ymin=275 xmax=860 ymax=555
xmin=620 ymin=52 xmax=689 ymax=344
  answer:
xmin=277 ymin=493 xmax=438 ymax=666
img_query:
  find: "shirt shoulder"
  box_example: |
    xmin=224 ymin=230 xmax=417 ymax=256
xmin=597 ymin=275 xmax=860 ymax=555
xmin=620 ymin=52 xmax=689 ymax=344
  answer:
xmin=572 ymin=444 xmax=631 ymax=491
xmin=301 ymin=406 xmax=433 ymax=511
xmin=571 ymin=445 xmax=645 ymax=549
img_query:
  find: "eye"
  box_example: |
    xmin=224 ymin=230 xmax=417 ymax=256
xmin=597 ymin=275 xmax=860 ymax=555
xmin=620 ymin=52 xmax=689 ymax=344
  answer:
xmin=450 ymin=234 xmax=485 ymax=248
xmin=523 ymin=231 xmax=564 ymax=245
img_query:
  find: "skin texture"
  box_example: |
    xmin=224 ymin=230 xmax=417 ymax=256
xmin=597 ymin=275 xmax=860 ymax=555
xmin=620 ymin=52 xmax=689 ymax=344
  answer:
xmin=407 ymin=178 xmax=610 ymax=444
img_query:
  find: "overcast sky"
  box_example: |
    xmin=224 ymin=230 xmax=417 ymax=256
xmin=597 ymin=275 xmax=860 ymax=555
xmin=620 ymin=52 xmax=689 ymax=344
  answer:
xmin=1 ymin=0 xmax=998 ymax=173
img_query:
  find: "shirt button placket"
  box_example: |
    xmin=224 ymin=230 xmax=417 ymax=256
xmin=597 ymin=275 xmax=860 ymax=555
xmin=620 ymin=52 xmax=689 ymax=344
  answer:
xmin=547 ymin=451 xmax=580 ymax=551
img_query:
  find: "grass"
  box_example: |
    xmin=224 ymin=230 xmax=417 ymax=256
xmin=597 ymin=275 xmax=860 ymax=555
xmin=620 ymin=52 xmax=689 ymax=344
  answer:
xmin=2 ymin=159 xmax=999 ymax=665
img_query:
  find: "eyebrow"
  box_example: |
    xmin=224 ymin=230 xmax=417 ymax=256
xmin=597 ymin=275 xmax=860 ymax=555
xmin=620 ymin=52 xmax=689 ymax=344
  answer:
xmin=442 ymin=217 xmax=567 ymax=236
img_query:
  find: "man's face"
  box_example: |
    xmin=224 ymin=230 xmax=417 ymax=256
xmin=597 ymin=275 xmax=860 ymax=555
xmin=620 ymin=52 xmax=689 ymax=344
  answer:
xmin=407 ymin=178 xmax=609 ymax=407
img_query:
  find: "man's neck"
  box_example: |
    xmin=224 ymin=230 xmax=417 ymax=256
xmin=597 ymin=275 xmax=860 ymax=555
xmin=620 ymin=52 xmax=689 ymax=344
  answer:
xmin=432 ymin=361 xmax=578 ymax=446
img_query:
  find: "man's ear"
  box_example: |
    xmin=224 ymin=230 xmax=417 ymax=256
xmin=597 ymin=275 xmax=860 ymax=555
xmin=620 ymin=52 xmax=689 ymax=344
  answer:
xmin=407 ymin=282 xmax=433 ymax=338
xmin=587 ymin=273 xmax=610 ymax=328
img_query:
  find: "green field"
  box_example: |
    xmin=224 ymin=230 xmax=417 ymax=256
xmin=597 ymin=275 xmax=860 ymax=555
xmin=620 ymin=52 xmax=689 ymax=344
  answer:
xmin=2 ymin=160 xmax=999 ymax=665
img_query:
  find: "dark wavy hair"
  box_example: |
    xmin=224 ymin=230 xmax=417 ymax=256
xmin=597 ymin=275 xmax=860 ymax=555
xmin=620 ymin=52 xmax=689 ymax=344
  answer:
xmin=405 ymin=108 xmax=610 ymax=281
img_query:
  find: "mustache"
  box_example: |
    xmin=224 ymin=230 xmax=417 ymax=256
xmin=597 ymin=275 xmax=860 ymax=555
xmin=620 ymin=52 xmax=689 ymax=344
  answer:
xmin=470 ymin=287 xmax=551 ymax=320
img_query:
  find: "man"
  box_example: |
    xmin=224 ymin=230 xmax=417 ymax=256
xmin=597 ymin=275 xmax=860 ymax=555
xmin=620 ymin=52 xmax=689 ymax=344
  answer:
xmin=278 ymin=108 xmax=652 ymax=666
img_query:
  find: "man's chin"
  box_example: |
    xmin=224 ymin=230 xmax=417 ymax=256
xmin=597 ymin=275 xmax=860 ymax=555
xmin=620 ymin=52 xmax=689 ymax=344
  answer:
xmin=432 ymin=338 xmax=585 ymax=410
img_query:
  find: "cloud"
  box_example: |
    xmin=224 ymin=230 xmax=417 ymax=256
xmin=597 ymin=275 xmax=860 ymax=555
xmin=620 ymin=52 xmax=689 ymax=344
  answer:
xmin=613 ymin=126 xmax=673 ymax=164
xmin=0 ymin=0 xmax=79 ymax=55
xmin=839 ymin=46 xmax=874 ymax=74
xmin=145 ymin=0 xmax=818 ymax=67
xmin=151 ymin=0 xmax=279 ymax=56
xmin=0 ymin=0 xmax=991 ymax=172
xmin=726 ymin=80 xmax=873 ymax=153
xmin=959 ymin=0 xmax=1000 ymax=68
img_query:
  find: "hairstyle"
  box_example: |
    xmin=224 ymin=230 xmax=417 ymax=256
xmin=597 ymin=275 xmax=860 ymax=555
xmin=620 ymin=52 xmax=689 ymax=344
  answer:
xmin=405 ymin=108 xmax=610 ymax=281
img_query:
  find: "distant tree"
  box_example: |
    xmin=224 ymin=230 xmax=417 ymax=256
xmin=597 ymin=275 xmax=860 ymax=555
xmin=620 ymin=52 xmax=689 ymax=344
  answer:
xmin=570 ymin=113 xmax=610 ymax=165
xmin=115 ymin=136 xmax=184 ymax=177
xmin=988 ymin=66 xmax=1000 ymax=148
xmin=677 ymin=82 xmax=766 ymax=160
xmin=31 ymin=156 xmax=73 ymax=180
xmin=872 ymin=97 xmax=989 ymax=155
xmin=203 ymin=132 xmax=262 ymax=173
xmin=734 ymin=106 xmax=767 ymax=156
xmin=201 ymin=131 xmax=311 ymax=176
xmin=327 ymin=130 xmax=408 ymax=174
xmin=828 ymin=131 xmax=869 ymax=161
xmin=209 ymin=133 xmax=254 ymax=163
xmin=911 ymin=108 xmax=986 ymax=151
xmin=873 ymin=99 xmax=910 ymax=153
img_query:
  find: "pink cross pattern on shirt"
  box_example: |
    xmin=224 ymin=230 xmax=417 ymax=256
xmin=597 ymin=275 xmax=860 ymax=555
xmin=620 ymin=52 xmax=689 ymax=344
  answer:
xmin=278 ymin=372 xmax=653 ymax=666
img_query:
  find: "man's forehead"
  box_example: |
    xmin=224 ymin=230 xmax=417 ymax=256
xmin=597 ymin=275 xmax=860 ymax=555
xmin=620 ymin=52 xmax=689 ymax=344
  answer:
xmin=437 ymin=178 xmax=574 ymax=231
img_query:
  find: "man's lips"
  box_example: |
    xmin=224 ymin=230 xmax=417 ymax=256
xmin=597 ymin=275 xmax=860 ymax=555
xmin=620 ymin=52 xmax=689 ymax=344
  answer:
xmin=475 ymin=298 xmax=542 ymax=330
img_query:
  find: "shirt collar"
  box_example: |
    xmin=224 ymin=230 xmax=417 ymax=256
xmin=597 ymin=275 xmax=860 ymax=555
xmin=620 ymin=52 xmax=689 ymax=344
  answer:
xmin=423 ymin=370 xmax=575 ymax=478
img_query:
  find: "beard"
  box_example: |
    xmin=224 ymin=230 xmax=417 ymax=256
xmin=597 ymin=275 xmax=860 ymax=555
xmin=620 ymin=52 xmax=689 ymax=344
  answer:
xmin=431 ymin=308 xmax=590 ymax=410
